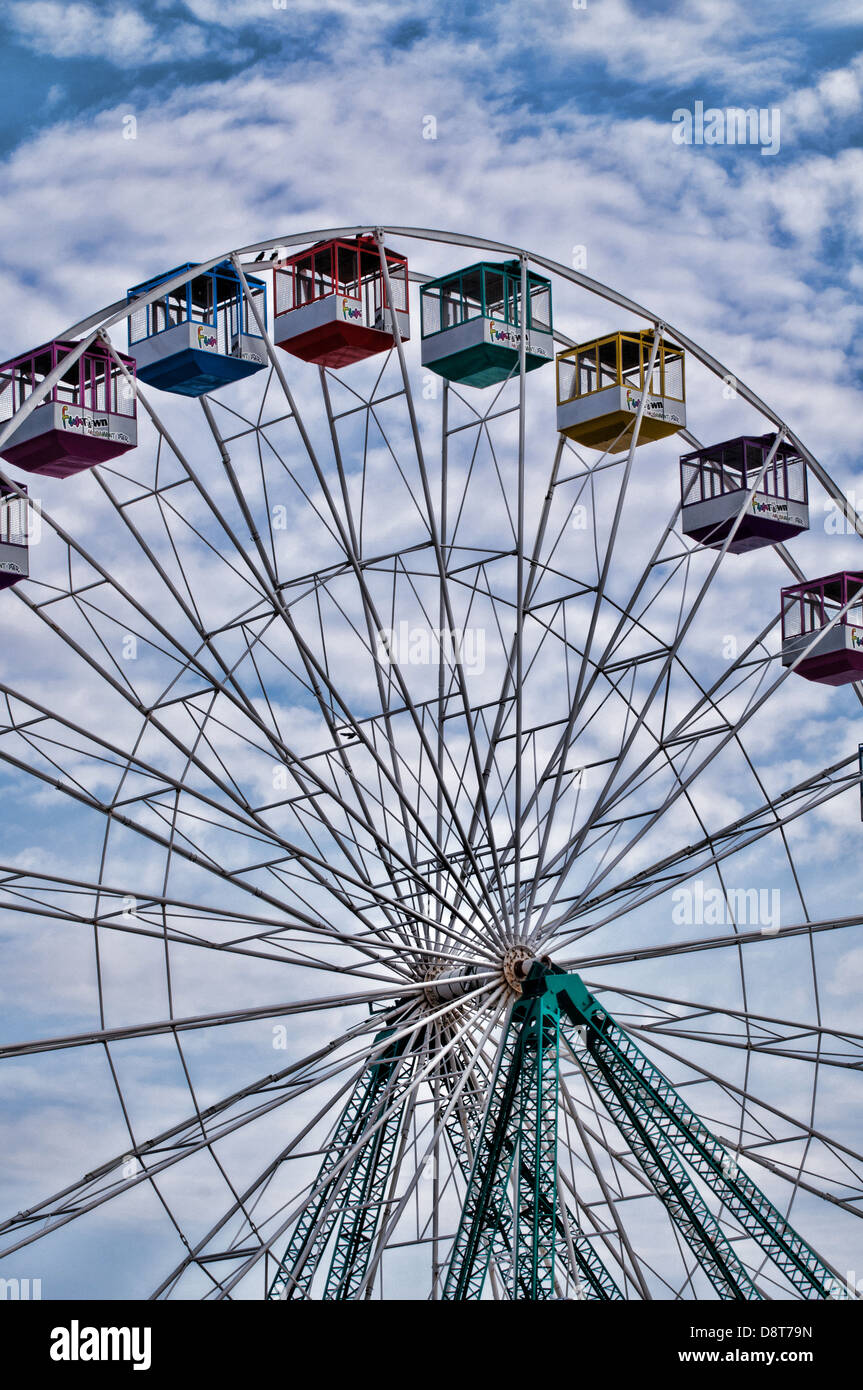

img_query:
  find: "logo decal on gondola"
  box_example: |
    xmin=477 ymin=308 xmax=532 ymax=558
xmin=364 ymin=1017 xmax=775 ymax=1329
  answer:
xmin=851 ymin=628 xmax=863 ymax=650
xmin=752 ymin=497 xmax=789 ymax=518
xmin=60 ymin=405 xmax=110 ymax=436
xmin=342 ymin=299 xmax=363 ymax=321
xmin=486 ymin=323 xmax=548 ymax=355
xmin=197 ymin=327 xmax=218 ymax=349
xmin=624 ymin=390 xmax=682 ymax=425
xmin=489 ymin=323 xmax=520 ymax=347
xmin=626 ymin=390 xmax=664 ymax=415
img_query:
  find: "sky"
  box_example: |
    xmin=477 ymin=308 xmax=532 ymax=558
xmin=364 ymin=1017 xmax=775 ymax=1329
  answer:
xmin=0 ymin=0 xmax=862 ymax=1303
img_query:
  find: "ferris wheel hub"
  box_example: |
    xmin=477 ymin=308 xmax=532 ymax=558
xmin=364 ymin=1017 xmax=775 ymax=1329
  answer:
xmin=422 ymin=947 xmax=545 ymax=1007
xmin=423 ymin=961 xmax=484 ymax=1007
xmin=502 ymin=944 xmax=543 ymax=994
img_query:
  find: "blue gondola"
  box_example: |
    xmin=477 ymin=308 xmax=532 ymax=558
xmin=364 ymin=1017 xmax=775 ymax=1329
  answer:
xmin=127 ymin=260 xmax=268 ymax=397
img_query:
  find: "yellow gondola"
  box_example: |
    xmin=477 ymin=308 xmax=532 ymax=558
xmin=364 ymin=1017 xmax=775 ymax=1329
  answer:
xmin=556 ymin=330 xmax=685 ymax=453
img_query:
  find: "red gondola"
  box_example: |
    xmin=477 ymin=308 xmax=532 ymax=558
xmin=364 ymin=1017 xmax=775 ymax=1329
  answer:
xmin=273 ymin=236 xmax=409 ymax=368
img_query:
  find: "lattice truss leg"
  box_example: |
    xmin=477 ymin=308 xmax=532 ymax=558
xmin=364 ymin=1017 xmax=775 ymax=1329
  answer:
xmin=266 ymin=968 xmax=857 ymax=1302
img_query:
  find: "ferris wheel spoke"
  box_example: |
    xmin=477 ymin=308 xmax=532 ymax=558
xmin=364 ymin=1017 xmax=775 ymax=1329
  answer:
xmin=487 ymin=550 xmax=712 ymax=912
xmin=342 ymin=987 xmax=511 ymax=1302
xmin=548 ymin=754 xmax=860 ymax=951
xmin=160 ymin=982 xmax=499 ymax=1300
xmin=607 ymin=985 xmax=863 ymax=1070
xmin=228 ymin=256 xmax=513 ymax=941
xmin=549 ymin=331 xmax=662 ymax=725
xmin=544 ymin=750 xmax=850 ymax=956
xmin=0 ymin=862 xmax=475 ymax=987
xmin=174 ymin=1020 xmax=431 ymax=1302
xmin=199 ymin=385 xmax=446 ymax=934
xmin=208 ymin=988 xmax=495 ymax=1300
xmin=0 ymin=734 xmax=462 ymax=975
xmin=556 ymin=1072 xmax=654 ymax=1299
xmin=513 ymin=436 xmax=790 ymax=923
xmin=523 ymin=716 xmax=758 ymax=945
xmin=278 ymin=560 xmax=481 ymax=919
xmin=241 ymin=566 xmax=510 ymax=949
xmin=568 ymin=912 xmax=863 ymax=973
xmin=492 ymin=606 xmax=726 ymax=925
xmin=207 ymin=984 xmax=507 ymax=1299
xmin=575 ymin=631 xmax=816 ymax=941
xmin=0 ymin=997 xmax=410 ymax=1258
xmin=6 ymin=988 xmax=501 ymax=1276
xmin=626 ymin=1022 xmax=861 ymax=1071
xmin=0 ymin=983 xmax=438 ymax=1060
xmin=85 ymin=408 xmax=502 ymax=947
xmin=438 ymin=1020 xmax=624 ymax=1300
xmin=560 ymin=1069 xmax=699 ymax=1300
xmin=317 ymin=367 xmax=430 ymax=891
xmin=0 ymin=664 xmax=512 ymax=967
xmin=417 ymin=419 xmax=570 ymax=937
xmin=368 ymin=240 xmax=516 ymax=935
xmin=541 ymin=615 xmax=777 ymax=885
xmin=500 ymin=398 xmax=691 ymax=892
xmin=556 ymin=595 xmax=862 ymax=926
xmin=0 ymin=895 xmax=422 ymax=981
xmin=620 ymin=1026 xmax=863 ymax=1180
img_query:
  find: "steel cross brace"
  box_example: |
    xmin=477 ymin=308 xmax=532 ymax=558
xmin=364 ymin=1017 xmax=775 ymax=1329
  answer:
xmin=441 ymin=988 xmax=623 ymax=1301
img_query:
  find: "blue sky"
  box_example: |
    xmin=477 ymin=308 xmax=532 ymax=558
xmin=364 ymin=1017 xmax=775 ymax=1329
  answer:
xmin=1 ymin=0 xmax=862 ymax=1301
xmin=0 ymin=0 xmax=859 ymax=398
xmin=0 ymin=0 xmax=860 ymax=129
xmin=0 ymin=0 xmax=860 ymax=146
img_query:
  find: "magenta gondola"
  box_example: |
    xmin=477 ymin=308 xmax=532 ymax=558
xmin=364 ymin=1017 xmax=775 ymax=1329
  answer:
xmin=0 ymin=481 xmax=28 ymax=589
xmin=680 ymin=433 xmax=809 ymax=553
xmin=781 ymin=572 xmax=863 ymax=686
xmin=0 ymin=340 xmax=137 ymax=479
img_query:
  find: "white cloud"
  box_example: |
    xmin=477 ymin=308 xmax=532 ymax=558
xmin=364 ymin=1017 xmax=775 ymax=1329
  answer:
xmin=180 ymin=0 xmax=403 ymax=25
xmin=784 ymin=54 xmax=863 ymax=136
xmin=7 ymin=1 xmax=214 ymax=66
xmin=506 ymin=0 xmax=798 ymax=89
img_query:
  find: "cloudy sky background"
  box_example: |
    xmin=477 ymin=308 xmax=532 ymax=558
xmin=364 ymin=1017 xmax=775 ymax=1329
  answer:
xmin=0 ymin=0 xmax=862 ymax=1300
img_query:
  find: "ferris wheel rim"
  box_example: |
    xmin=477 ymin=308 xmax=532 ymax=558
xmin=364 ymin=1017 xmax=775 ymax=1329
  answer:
xmin=0 ymin=223 xmax=859 ymax=1300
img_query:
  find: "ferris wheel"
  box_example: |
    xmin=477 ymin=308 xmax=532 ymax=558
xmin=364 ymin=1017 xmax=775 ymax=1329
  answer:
xmin=0 ymin=224 xmax=862 ymax=1301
